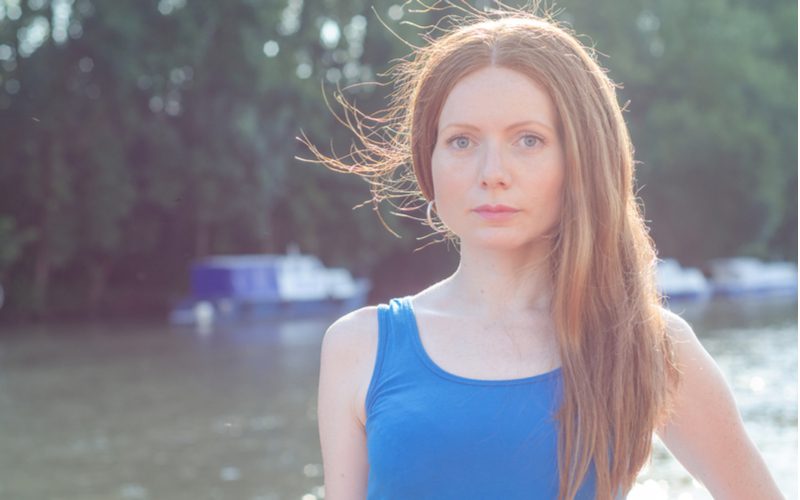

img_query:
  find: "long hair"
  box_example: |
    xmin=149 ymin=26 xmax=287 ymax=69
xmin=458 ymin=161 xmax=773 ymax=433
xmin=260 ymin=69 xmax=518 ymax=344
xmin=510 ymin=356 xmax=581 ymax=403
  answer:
xmin=297 ymin=2 xmax=681 ymax=498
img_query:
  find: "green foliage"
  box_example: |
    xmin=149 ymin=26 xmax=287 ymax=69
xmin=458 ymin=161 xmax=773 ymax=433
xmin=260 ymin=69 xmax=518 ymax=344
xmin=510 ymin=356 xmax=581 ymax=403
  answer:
xmin=555 ymin=0 xmax=797 ymax=264
xmin=0 ymin=0 xmax=795 ymax=318
xmin=0 ymin=216 xmax=36 ymax=278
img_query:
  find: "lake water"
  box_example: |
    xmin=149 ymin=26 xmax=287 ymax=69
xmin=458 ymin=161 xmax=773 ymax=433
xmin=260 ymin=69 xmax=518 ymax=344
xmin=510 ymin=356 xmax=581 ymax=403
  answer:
xmin=0 ymin=295 xmax=795 ymax=499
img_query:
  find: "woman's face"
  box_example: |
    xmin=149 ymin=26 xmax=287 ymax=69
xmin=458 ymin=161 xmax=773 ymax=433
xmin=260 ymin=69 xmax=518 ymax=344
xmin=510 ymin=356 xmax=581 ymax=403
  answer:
xmin=430 ymin=65 xmax=565 ymax=251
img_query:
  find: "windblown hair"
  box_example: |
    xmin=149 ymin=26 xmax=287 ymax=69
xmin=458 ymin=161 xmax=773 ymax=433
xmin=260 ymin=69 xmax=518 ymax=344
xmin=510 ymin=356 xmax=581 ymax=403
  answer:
xmin=298 ymin=2 xmax=681 ymax=498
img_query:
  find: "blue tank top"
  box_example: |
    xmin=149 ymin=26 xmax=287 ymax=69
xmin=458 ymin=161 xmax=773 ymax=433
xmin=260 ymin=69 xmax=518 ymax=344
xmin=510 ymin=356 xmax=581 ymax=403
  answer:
xmin=365 ymin=296 xmax=612 ymax=499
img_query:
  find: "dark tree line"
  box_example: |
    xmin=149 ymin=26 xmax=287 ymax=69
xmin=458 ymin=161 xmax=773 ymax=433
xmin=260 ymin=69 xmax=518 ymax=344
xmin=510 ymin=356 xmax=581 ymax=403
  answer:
xmin=0 ymin=0 xmax=795 ymax=319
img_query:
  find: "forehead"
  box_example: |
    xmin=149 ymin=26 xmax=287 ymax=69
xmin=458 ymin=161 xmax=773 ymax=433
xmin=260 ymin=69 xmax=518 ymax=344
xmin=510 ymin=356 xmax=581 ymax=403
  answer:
xmin=437 ymin=66 xmax=557 ymax=131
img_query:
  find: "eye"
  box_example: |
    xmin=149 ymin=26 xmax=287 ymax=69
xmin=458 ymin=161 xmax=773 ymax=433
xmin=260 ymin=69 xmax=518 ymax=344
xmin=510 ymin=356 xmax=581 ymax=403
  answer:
xmin=518 ymin=134 xmax=542 ymax=148
xmin=447 ymin=135 xmax=472 ymax=150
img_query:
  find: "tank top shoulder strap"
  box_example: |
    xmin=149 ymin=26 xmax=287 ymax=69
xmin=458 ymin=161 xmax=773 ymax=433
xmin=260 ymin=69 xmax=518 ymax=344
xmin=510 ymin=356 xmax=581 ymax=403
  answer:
xmin=365 ymin=296 xmax=421 ymax=416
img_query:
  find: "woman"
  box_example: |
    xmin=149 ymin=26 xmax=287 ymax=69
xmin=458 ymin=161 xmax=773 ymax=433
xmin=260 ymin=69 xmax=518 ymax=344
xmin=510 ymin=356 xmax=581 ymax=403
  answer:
xmin=307 ymin=3 xmax=784 ymax=499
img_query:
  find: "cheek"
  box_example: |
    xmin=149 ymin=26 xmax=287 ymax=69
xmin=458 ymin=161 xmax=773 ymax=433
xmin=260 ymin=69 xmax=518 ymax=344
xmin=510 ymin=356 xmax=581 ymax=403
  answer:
xmin=549 ymin=166 xmax=565 ymax=196
xmin=430 ymin=150 xmax=461 ymax=197
xmin=431 ymin=159 xmax=471 ymax=208
xmin=545 ymin=166 xmax=566 ymax=218
xmin=432 ymin=146 xmax=474 ymax=178
xmin=545 ymin=171 xmax=565 ymax=212
xmin=430 ymin=156 xmax=470 ymax=228
xmin=540 ymin=151 xmax=565 ymax=198
xmin=521 ymin=161 xmax=565 ymax=218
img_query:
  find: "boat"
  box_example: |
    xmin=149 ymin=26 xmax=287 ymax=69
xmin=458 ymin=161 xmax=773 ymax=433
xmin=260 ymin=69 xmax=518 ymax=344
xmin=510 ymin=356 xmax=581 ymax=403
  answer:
xmin=708 ymin=257 xmax=798 ymax=297
xmin=655 ymin=258 xmax=713 ymax=302
xmin=169 ymin=244 xmax=371 ymax=325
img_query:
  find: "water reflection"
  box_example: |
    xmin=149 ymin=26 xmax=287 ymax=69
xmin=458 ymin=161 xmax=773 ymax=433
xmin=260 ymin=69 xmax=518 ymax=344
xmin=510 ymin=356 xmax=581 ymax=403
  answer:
xmin=0 ymin=296 xmax=794 ymax=499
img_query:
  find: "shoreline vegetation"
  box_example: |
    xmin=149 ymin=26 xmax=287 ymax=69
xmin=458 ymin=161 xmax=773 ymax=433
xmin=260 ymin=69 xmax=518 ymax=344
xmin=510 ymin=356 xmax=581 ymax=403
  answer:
xmin=0 ymin=0 xmax=795 ymax=321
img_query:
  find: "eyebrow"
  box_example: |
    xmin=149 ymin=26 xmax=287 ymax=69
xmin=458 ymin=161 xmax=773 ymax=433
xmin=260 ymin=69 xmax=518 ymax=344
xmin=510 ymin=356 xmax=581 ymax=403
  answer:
xmin=440 ymin=120 xmax=555 ymax=134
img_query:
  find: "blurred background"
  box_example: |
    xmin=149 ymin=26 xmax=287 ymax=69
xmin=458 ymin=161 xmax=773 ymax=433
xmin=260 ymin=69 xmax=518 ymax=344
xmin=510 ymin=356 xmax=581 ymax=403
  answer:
xmin=0 ymin=0 xmax=796 ymax=499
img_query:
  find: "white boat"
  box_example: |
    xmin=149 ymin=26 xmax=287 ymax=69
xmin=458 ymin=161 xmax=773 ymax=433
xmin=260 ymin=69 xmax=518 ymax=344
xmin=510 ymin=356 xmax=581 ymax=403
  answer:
xmin=656 ymin=258 xmax=713 ymax=301
xmin=169 ymin=244 xmax=371 ymax=325
xmin=708 ymin=257 xmax=798 ymax=296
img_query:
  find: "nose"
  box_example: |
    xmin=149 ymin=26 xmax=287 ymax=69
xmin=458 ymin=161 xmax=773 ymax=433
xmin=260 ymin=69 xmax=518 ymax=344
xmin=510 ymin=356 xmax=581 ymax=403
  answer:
xmin=479 ymin=141 xmax=511 ymax=189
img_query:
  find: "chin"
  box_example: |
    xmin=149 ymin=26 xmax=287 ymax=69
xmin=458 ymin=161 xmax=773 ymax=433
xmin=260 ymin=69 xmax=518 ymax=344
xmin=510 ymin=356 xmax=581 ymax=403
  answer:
xmin=462 ymin=232 xmax=534 ymax=249
xmin=459 ymin=227 xmax=553 ymax=250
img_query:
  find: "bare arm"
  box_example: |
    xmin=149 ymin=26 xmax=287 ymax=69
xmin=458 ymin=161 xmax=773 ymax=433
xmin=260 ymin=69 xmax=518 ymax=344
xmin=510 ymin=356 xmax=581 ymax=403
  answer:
xmin=317 ymin=307 xmax=377 ymax=499
xmin=656 ymin=308 xmax=784 ymax=499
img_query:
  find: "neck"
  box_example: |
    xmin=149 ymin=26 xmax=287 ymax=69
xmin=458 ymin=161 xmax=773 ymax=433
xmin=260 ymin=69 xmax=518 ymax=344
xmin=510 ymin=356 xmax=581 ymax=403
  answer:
xmin=441 ymin=239 xmax=555 ymax=319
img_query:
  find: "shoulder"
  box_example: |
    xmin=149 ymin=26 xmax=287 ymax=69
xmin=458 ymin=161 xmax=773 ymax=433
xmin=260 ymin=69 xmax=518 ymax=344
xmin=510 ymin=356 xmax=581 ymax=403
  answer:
xmin=322 ymin=305 xmax=381 ymax=357
xmin=317 ymin=306 xmax=381 ymax=497
xmin=321 ymin=305 xmax=382 ymax=378
xmin=655 ymin=305 xmax=705 ymax=388
xmin=658 ymin=305 xmax=698 ymax=346
xmin=654 ymin=304 xmax=725 ymax=428
xmin=319 ymin=305 xmax=382 ymax=422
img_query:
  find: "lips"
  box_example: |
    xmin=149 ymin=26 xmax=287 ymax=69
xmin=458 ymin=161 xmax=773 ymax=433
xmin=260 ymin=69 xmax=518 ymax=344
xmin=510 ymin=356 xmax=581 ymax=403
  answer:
xmin=473 ymin=204 xmax=520 ymax=213
xmin=472 ymin=204 xmax=520 ymax=222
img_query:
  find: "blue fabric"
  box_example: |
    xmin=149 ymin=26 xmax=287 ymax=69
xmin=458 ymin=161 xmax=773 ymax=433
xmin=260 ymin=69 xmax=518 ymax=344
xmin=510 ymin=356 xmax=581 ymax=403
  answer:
xmin=365 ymin=296 xmax=610 ymax=500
